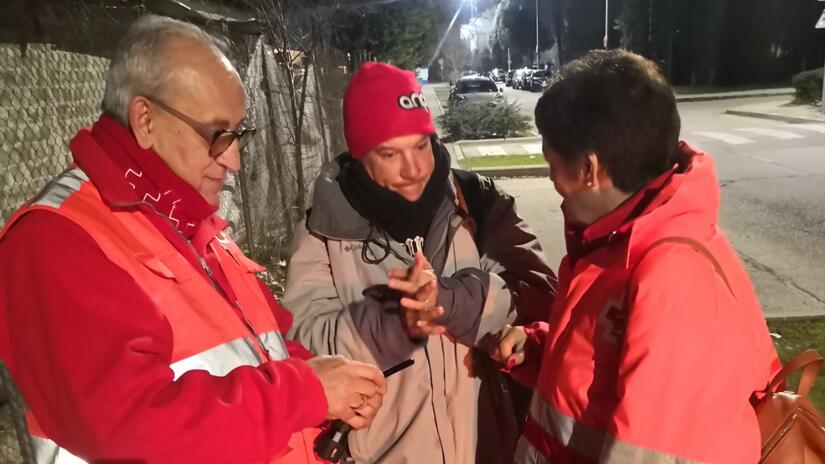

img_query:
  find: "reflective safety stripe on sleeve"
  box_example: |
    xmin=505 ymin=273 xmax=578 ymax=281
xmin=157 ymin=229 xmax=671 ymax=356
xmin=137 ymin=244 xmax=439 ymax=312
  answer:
xmin=170 ymin=330 xmax=289 ymax=380
xmin=32 ymin=436 xmax=86 ymax=464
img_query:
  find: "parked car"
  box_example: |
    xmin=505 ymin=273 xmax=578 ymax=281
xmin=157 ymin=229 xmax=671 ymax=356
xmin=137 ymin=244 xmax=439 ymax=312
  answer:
xmin=528 ymin=69 xmax=550 ymax=91
xmin=519 ymin=69 xmax=534 ymax=90
xmin=512 ymin=68 xmax=529 ymax=89
xmin=505 ymin=70 xmax=515 ymax=87
xmin=448 ymin=76 xmax=503 ymax=107
xmin=489 ymin=68 xmax=505 ymax=82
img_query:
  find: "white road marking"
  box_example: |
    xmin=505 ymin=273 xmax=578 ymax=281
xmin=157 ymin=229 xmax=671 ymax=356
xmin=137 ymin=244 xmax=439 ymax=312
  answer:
xmin=692 ymin=131 xmax=753 ymax=145
xmin=790 ymin=123 xmax=825 ymax=134
xmin=736 ymin=127 xmax=805 ymax=140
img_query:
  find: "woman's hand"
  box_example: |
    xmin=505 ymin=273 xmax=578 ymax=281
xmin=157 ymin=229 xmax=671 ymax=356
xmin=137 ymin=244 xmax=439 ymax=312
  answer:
xmin=490 ymin=325 xmax=528 ymax=368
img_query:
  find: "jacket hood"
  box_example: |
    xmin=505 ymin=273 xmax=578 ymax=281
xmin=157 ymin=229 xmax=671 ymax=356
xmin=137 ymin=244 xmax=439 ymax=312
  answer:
xmin=306 ymin=156 xmax=373 ymax=240
xmin=628 ymin=142 xmax=720 ymax=249
xmin=619 ymin=142 xmax=724 ymax=269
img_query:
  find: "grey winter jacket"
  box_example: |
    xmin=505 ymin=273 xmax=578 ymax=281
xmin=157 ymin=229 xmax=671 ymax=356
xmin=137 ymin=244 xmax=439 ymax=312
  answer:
xmin=284 ymin=154 xmax=557 ymax=464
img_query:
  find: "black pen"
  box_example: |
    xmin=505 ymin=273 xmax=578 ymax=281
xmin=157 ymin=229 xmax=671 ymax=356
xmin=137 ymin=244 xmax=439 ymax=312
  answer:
xmin=382 ymin=358 xmax=414 ymax=378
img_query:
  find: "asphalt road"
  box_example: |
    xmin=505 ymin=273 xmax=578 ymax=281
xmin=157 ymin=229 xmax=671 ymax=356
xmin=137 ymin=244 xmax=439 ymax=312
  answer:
xmin=495 ymin=96 xmax=825 ymax=318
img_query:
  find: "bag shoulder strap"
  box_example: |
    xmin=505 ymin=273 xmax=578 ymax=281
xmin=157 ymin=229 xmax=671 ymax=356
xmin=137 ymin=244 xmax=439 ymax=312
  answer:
xmin=619 ymin=236 xmax=737 ymax=345
xmin=766 ymin=349 xmax=823 ymax=396
xmin=631 ymin=236 xmax=735 ymax=298
xmin=635 ymin=239 xmax=824 ymax=399
xmin=451 ymin=168 xmax=495 ymax=246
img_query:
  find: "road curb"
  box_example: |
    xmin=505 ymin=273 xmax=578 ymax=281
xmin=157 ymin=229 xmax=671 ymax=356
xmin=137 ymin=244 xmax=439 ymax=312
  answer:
xmin=452 ymin=143 xmax=465 ymax=161
xmin=674 ymin=89 xmax=794 ymax=102
xmin=764 ymin=314 xmax=825 ymax=322
xmin=471 ymin=165 xmax=548 ymax=178
xmin=724 ymin=109 xmax=825 ymax=124
xmin=444 ymin=142 xmax=463 ymax=164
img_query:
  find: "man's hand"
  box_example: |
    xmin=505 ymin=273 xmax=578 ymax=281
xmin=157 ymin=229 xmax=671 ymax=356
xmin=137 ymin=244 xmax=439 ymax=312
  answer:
xmin=387 ymin=252 xmax=447 ymax=339
xmin=307 ymin=355 xmax=387 ymax=429
xmin=490 ymin=325 xmax=527 ymax=368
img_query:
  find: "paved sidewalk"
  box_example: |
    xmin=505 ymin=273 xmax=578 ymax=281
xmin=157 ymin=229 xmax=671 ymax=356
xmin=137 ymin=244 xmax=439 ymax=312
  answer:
xmin=674 ymin=87 xmax=795 ymax=102
xmin=725 ymin=99 xmax=824 ymax=124
xmin=454 ymin=136 xmax=542 ymax=159
xmin=421 ymin=83 xmax=459 ymax=165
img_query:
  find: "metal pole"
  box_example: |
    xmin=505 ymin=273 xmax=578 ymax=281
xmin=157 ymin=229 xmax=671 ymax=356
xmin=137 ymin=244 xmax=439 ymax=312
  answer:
xmin=535 ymin=0 xmax=539 ymax=67
xmin=822 ymin=44 xmax=825 ymax=114
xmin=604 ymin=0 xmax=609 ymax=48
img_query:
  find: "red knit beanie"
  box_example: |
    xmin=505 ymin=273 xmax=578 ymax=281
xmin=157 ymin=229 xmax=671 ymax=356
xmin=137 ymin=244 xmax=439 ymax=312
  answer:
xmin=343 ymin=62 xmax=436 ymax=158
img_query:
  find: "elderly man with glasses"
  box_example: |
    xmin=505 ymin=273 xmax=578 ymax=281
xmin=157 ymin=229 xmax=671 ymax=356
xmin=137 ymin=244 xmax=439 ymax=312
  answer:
xmin=0 ymin=15 xmax=386 ymax=464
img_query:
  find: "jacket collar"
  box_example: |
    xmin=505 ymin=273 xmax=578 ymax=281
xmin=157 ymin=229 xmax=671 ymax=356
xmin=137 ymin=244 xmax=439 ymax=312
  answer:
xmin=564 ymin=142 xmax=711 ymax=268
xmin=69 ymin=115 xmax=217 ymax=239
xmin=564 ymin=162 xmax=678 ymax=266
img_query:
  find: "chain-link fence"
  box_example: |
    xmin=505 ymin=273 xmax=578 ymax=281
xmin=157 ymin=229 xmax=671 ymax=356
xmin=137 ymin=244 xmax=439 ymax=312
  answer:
xmin=1 ymin=44 xmax=109 ymax=225
xmin=0 ymin=1 xmax=363 ymax=461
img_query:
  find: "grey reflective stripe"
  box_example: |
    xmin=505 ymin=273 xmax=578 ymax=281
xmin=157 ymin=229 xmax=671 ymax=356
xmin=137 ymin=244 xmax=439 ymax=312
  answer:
xmin=523 ymin=394 xmax=703 ymax=464
xmin=169 ymin=330 xmax=288 ymax=380
xmin=599 ymin=436 xmax=703 ymax=464
xmin=260 ymin=329 xmax=289 ymax=361
xmin=528 ymin=393 xmax=606 ymax=460
xmin=31 ymin=436 xmax=86 ymax=464
xmin=28 ymin=331 xmax=289 ymax=462
xmin=170 ymin=336 xmax=260 ymax=380
xmin=31 ymin=168 xmax=88 ymax=209
xmin=514 ymin=435 xmax=548 ymax=464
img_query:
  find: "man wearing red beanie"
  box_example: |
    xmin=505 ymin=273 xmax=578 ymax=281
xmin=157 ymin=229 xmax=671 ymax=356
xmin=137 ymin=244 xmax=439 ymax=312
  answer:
xmin=284 ymin=62 xmax=557 ymax=463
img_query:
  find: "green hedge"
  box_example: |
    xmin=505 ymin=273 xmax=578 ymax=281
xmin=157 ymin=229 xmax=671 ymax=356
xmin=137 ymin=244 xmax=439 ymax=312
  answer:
xmin=438 ymin=99 xmax=533 ymax=141
xmin=791 ymin=67 xmax=823 ymax=104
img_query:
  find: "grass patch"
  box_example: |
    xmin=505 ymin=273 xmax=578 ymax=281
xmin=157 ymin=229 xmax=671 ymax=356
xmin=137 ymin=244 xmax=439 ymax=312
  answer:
xmin=457 ymin=154 xmax=544 ymax=169
xmin=766 ymin=318 xmax=825 ymax=412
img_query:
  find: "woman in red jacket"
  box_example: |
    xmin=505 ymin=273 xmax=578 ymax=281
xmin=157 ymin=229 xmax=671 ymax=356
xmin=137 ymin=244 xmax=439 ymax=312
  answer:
xmin=492 ymin=50 xmax=780 ymax=463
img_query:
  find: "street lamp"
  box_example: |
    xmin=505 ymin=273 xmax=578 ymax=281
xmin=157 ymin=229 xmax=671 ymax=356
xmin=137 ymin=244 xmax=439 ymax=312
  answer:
xmin=604 ymin=0 xmax=609 ymax=49
xmin=535 ymin=0 xmax=539 ymax=67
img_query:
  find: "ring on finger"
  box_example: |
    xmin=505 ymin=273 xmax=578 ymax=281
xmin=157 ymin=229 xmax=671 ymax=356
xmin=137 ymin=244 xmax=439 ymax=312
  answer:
xmin=352 ymin=394 xmax=366 ymax=410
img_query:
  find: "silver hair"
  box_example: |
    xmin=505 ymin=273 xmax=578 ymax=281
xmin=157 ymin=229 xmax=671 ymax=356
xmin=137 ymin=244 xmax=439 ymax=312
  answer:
xmin=101 ymin=15 xmax=240 ymax=125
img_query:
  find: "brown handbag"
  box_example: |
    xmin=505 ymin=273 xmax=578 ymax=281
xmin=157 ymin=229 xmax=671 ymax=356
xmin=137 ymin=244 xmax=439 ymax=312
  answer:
xmin=756 ymin=349 xmax=825 ymax=463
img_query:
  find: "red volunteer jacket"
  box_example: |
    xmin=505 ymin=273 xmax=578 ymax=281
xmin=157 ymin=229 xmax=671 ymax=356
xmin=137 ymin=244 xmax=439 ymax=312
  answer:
xmin=510 ymin=144 xmax=780 ymax=463
xmin=0 ymin=124 xmax=328 ymax=463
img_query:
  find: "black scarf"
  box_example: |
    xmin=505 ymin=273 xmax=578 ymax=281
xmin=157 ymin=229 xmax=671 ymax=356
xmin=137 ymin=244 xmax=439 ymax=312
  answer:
xmin=338 ymin=138 xmax=450 ymax=243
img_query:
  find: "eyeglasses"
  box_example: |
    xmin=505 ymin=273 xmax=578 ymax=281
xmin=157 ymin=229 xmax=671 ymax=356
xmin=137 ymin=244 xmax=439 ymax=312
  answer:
xmin=145 ymin=96 xmax=256 ymax=158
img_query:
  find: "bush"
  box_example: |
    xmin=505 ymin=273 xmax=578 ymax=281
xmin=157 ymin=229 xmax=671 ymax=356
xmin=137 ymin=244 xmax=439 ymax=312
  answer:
xmin=791 ymin=67 xmax=823 ymax=104
xmin=438 ymin=99 xmax=533 ymax=141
